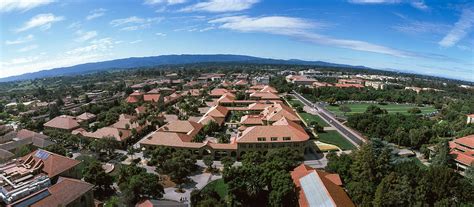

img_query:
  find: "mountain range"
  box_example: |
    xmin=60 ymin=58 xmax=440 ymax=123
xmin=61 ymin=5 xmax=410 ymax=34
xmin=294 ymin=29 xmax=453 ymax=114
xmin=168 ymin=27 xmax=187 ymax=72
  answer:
xmin=0 ymin=54 xmax=370 ymax=82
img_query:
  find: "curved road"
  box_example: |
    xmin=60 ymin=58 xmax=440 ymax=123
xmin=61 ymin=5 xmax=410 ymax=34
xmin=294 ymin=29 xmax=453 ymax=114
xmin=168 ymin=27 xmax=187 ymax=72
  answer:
xmin=292 ymin=91 xmax=365 ymax=147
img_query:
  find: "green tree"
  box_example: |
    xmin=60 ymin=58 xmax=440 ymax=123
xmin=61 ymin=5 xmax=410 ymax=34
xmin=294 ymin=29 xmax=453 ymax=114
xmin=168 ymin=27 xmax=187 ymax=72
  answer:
xmin=159 ymin=150 xmax=197 ymax=184
xmin=82 ymin=159 xmax=114 ymax=192
xmin=220 ymin=156 xmax=235 ymax=169
xmin=268 ymin=171 xmax=297 ymax=207
xmin=118 ymin=164 xmax=164 ymax=205
xmin=431 ymin=140 xmax=452 ymax=167
xmin=373 ymin=173 xmax=413 ymax=207
xmin=203 ymin=155 xmax=214 ymax=171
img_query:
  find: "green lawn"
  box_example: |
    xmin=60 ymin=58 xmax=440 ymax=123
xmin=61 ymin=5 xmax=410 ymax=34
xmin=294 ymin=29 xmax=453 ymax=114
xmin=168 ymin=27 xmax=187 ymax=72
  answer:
xmin=299 ymin=112 xmax=330 ymax=127
xmin=317 ymin=130 xmax=356 ymax=150
xmin=202 ymin=179 xmax=228 ymax=199
xmin=327 ymin=103 xmax=436 ymax=116
xmin=287 ymin=99 xmax=304 ymax=107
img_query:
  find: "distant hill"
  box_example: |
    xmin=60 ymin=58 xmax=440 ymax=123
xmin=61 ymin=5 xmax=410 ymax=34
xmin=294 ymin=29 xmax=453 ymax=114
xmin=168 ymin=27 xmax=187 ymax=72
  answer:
xmin=0 ymin=54 xmax=369 ymax=82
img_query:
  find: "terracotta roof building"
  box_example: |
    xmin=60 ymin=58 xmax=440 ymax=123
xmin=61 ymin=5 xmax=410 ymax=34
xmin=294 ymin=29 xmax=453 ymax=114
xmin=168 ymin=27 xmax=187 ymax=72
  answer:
xmin=198 ymin=105 xmax=229 ymax=126
xmin=144 ymin=94 xmax=161 ymax=102
xmin=21 ymin=149 xmax=81 ymax=178
xmin=235 ymin=118 xmax=309 ymax=157
xmin=291 ymin=164 xmax=355 ymax=207
xmin=249 ymin=91 xmax=280 ymax=100
xmin=19 ymin=177 xmax=94 ymax=207
xmin=76 ymin=112 xmax=96 ymax=123
xmin=449 ymin=135 xmax=474 ymax=171
xmin=158 ymin=120 xmax=202 ymax=137
xmin=210 ymin=88 xmax=231 ymax=98
xmin=44 ymin=115 xmax=80 ymax=131
xmin=260 ymin=103 xmax=300 ymax=123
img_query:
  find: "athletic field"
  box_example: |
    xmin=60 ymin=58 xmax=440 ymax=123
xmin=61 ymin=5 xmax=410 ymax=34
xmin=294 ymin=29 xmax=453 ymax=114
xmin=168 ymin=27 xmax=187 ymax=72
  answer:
xmin=326 ymin=103 xmax=436 ymax=116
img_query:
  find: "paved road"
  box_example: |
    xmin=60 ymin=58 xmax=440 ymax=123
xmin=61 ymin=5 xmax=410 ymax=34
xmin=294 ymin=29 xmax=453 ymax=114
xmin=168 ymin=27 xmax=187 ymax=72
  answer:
xmin=292 ymin=91 xmax=365 ymax=147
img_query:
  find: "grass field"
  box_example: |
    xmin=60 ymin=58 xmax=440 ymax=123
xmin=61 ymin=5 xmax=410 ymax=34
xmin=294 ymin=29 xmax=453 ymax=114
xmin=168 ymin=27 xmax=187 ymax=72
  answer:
xmin=299 ymin=112 xmax=330 ymax=127
xmin=327 ymin=103 xmax=436 ymax=116
xmin=287 ymin=99 xmax=304 ymax=107
xmin=318 ymin=130 xmax=356 ymax=150
xmin=202 ymin=179 xmax=228 ymax=198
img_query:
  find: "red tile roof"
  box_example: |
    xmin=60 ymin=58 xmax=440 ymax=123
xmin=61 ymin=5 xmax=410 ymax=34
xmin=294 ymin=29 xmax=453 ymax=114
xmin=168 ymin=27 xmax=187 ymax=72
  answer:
xmin=210 ymin=88 xmax=231 ymax=97
xmin=22 ymin=150 xmax=80 ymax=178
xmin=76 ymin=112 xmax=96 ymax=122
xmin=44 ymin=115 xmax=80 ymax=130
xmin=126 ymin=95 xmax=140 ymax=103
xmin=291 ymin=164 xmax=355 ymax=207
xmin=30 ymin=177 xmax=93 ymax=207
xmin=449 ymin=135 xmax=474 ymax=166
xmin=158 ymin=120 xmax=202 ymax=137
xmin=144 ymin=94 xmax=161 ymax=102
xmin=261 ymin=103 xmax=300 ymax=122
xmin=237 ymin=118 xmax=308 ymax=143
xmin=249 ymin=91 xmax=280 ymax=100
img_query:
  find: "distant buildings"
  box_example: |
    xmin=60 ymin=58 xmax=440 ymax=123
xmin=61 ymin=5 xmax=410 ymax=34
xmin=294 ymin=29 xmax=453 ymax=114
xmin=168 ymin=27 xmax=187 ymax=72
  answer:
xmin=252 ymin=76 xmax=270 ymax=85
xmin=449 ymin=135 xmax=474 ymax=171
xmin=286 ymin=75 xmax=317 ymax=86
xmin=365 ymin=81 xmax=386 ymax=90
xmin=291 ymin=164 xmax=355 ymax=207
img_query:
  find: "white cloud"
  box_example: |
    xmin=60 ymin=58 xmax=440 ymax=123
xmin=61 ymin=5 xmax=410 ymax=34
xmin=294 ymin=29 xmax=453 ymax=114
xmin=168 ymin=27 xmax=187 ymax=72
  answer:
xmin=393 ymin=20 xmax=449 ymax=35
xmin=210 ymin=15 xmax=413 ymax=58
xmin=67 ymin=21 xmax=81 ymax=30
xmin=1 ymin=38 xmax=119 ymax=78
xmin=74 ymin=30 xmax=98 ymax=42
xmin=110 ymin=16 xmax=162 ymax=31
xmin=86 ymin=8 xmax=106 ymax=20
xmin=349 ymin=0 xmax=401 ymax=3
xmin=180 ymin=0 xmax=259 ymax=13
xmin=5 ymin=34 xmax=34 ymax=45
xmin=16 ymin=13 xmax=64 ymax=32
xmin=110 ymin=16 xmax=145 ymax=27
xmin=130 ymin=40 xmax=142 ymax=44
xmin=0 ymin=0 xmax=54 ymax=13
xmin=439 ymin=8 xmax=474 ymax=47
xmin=155 ymin=32 xmax=167 ymax=36
xmin=199 ymin=26 xmax=214 ymax=32
xmin=17 ymin=44 xmax=38 ymax=52
xmin=144 ymin=0 xmax=187 ymax=5
xmin=66 ymin=38 xmax=115 ymax=55
xmin=348 ymin=0 xmax=428 ymax=10
xmin=209 ymin=16 xmax=319 ymax=34
xmin=410 ymin=1 xmax=428 ymax=10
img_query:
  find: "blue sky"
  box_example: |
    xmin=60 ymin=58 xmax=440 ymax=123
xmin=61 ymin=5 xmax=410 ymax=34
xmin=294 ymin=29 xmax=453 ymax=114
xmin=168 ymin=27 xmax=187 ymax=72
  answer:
xmin=1 ymin=0 xmax=473 ymax=81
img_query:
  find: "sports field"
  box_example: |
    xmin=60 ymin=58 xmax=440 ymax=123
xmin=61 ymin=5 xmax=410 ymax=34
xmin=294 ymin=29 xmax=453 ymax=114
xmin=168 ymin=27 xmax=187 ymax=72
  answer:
xmin=326 ymin=103 xmax=436 ymax=116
